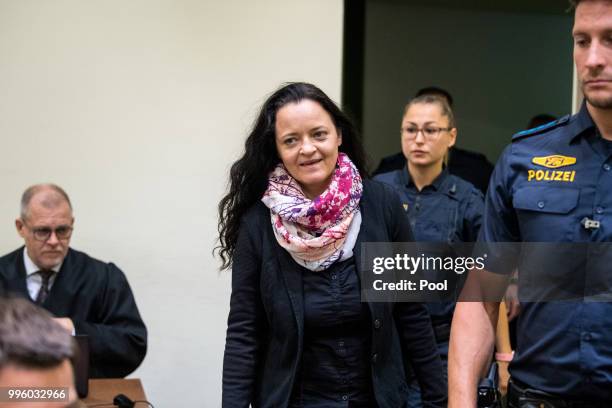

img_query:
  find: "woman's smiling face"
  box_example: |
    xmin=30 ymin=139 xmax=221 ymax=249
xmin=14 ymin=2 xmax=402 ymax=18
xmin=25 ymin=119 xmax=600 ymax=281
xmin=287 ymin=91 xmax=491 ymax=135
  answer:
xmin=275 ymin=99 xmax=342 ymax=199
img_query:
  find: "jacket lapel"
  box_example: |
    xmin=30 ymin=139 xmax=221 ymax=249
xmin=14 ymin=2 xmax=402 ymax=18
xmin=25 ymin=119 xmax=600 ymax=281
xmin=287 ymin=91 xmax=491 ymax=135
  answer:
xmin=277 ymin=249 xmax=304 ymax=341
xmin=8 ymin=248 xmax=30 ymax=298
xmin=355 ymin=190 xmax=377 ymax=313
xmin=355 ymin=184 xmax=390 ymax=318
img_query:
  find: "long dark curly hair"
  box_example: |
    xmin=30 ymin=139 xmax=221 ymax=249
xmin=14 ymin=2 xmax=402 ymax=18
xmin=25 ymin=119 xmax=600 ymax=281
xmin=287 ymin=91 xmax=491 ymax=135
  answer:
xmin=216 ymin=82 xmax=369 ymax=270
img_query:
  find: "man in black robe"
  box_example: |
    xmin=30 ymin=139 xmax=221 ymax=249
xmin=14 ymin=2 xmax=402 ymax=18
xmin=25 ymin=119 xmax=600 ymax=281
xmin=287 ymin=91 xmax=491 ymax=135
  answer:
xmin=0 ymin=184 xmax=147 ymax=378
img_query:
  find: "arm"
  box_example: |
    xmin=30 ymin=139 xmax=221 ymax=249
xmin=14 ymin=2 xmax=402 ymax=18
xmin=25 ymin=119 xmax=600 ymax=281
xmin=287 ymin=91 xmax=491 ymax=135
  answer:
xmin=222 ymin=218 xmax=266 ymax=408
xmin=504 ymin=270 xmax=520 ymax=322
xmin=448 ymin=299 xmax=499 ymax=407
xmin=395 ymin=303 xmax=447 ymax=407
xmin=74 ymin=265 xmax=147 ymax=378
xmin=495 ymin=301 xmax=512 ymax=395
xmin=450 ymin=146 xmax=518 ymax=406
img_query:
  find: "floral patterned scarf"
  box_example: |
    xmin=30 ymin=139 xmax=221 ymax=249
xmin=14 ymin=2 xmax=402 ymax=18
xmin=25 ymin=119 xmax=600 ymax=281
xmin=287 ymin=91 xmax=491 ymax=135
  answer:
xmin=261 ymin=153 xmax=363 ymax=271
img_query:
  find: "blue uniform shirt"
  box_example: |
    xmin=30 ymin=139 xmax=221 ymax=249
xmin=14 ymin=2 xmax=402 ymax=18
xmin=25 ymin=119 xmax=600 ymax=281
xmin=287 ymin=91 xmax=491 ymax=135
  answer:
xmin=374 ymin=167 xmax=483 ymax=243
xmin=481 ymin=102 xmax=612 ymax=400
xmin=374 ymin=167 xmax=483 ymax=324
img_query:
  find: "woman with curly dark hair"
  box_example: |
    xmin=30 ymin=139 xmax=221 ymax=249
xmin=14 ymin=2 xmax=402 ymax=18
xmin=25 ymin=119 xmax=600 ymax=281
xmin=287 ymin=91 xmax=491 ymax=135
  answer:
xmin=218 ymin=82 xmax=445 ymax=407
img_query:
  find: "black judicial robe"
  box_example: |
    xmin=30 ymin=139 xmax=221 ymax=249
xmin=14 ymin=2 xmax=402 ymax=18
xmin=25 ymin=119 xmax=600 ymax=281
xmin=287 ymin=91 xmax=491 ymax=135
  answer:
xmin=0 ymin=247 xmax=147 ymax=378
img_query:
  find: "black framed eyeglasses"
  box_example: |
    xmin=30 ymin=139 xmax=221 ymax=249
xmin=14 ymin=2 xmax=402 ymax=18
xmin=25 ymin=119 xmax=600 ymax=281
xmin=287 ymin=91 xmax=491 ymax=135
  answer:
xmin=402 ymin=126 xmax=453 ymax=140
xmin=27 ymin=225 xmax=73 ymax=241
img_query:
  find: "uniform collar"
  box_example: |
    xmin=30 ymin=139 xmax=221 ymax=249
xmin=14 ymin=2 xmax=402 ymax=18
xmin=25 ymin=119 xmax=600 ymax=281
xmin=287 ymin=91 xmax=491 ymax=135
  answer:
xmin=401 ymin=165 xmax=449 ymax=191
xmin=568 ymin=101 xmax=597 ymax=144
xmin=23 ymin=247 xmax=63 ymax=276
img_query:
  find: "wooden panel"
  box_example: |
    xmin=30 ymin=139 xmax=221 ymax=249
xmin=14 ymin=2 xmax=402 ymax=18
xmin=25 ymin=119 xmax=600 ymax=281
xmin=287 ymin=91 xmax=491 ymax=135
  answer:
xmin=82 ymin=379 xmax=146 ymax=405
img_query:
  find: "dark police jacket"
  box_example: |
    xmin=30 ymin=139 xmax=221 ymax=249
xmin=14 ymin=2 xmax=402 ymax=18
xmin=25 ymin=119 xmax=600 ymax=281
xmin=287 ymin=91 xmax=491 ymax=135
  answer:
xmin=373 ymin=147 xmax=494 ymax=194
xmin=480 ymin=103 xmax=612 ymax=400
xmin=374 ymin=168 xmax=483 ymax=328
xmin=0 ymin=247 xmax=147 ymax=378
xmin=222 ymin=179 xmax=446 ymax=408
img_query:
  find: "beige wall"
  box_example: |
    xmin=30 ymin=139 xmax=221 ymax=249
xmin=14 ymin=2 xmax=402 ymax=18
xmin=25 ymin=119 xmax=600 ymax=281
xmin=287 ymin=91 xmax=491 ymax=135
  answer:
xmin=0 ymin=0 xmax=343 ymax=405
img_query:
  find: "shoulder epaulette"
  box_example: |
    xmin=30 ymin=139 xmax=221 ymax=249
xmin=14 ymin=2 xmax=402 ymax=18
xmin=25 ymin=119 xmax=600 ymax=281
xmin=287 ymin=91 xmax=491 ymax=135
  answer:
xmin=512 ymin=114 xmax=571 ymax=142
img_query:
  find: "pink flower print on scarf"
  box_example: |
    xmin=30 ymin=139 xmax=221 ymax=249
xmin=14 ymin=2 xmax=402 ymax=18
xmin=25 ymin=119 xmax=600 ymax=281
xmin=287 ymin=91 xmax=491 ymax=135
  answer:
xmin=262 ymin=153 xmax=363 ymax=271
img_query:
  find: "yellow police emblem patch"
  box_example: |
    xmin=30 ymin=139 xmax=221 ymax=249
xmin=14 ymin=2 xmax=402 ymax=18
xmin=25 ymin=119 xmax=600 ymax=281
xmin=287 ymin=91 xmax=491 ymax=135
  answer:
xmin=531 ymin=155 xmax=576 ymax=169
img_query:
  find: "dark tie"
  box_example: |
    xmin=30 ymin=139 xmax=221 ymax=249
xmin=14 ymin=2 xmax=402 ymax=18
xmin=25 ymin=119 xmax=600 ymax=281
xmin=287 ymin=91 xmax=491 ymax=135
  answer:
xmin=35 ymin=270 xmax=54 ymax=305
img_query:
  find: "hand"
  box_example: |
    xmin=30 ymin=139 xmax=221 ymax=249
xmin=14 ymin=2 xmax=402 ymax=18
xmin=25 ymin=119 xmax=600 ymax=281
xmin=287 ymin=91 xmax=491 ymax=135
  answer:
xmin=497 ymin=361 xmax=510 ymax=396
xmin=53 ymin=317 xmax=75 ymax=334
xmin=504 ymin=283 xmax=520 ymax=322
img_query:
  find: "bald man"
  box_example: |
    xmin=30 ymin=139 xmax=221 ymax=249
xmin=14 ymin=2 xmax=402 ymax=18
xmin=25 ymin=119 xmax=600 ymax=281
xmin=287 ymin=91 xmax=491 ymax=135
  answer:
xmin=0 ymin=184 xmax=147 ymax=378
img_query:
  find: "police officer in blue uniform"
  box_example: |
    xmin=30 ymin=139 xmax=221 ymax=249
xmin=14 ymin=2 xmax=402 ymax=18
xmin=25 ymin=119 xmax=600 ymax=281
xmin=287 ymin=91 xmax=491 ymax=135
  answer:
xmin=375 ymin=94 xmax=483 ymax=406
xmin=449 ymin=1 xmax=612 ymax=406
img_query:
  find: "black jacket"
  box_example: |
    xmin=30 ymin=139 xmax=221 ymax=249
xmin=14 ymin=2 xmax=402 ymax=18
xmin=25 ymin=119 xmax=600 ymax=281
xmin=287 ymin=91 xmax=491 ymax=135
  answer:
xmin=0 ymin=247 xmax=147 ymax=378
xmin=222 ymin=179 xmax=446 ymax=407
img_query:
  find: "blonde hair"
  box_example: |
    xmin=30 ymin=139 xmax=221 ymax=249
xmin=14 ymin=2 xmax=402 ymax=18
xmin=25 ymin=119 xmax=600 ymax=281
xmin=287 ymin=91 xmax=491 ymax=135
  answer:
xmin=403 ymin=94 xmax=456 ymax=128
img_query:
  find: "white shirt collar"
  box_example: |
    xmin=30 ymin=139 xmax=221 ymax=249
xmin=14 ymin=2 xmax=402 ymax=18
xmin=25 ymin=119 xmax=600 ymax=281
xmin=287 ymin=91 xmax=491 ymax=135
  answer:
xmin=23 ymin=247 xmax=63 ymax=276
